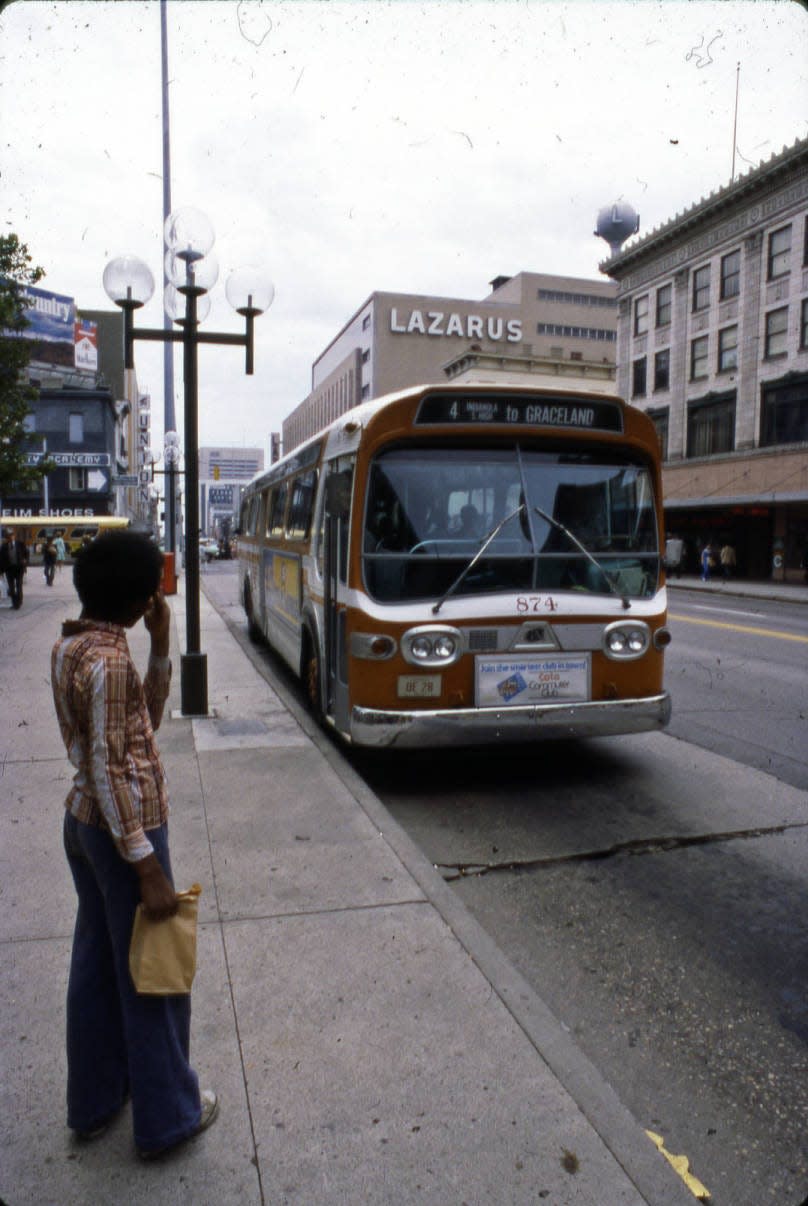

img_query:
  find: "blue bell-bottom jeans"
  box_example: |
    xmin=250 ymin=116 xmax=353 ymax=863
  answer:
xmin=63 ymin=813 xmax=201 ymax=1152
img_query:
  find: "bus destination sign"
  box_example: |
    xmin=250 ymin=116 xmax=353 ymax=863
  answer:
xmin=416 ymin=393 xmax=623 ymax=433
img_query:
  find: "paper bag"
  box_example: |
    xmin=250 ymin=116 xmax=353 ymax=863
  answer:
xmin=129 ymin=883 xmax=202 ymax=995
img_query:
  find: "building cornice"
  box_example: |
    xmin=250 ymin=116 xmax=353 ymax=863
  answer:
xmin=601 ymin=135 xmax=808 ymax=280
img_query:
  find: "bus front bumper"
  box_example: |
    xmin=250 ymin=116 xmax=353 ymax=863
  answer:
xmin=350 ymin=692 xmax=672 ymax=749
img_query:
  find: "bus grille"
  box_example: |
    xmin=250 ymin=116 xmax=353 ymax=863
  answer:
xmin=467 ymin=629 xmax=499 ymax=652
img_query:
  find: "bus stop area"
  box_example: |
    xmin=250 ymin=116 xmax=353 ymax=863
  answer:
xmin=2 ymin=570 xmax=698 ymax=1206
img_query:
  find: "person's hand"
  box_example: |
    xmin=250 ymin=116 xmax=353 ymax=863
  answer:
xmin=143 ymin=591 xmax=170 ymax=658
xmin=135 ymin=853 xmax=178 ymax=921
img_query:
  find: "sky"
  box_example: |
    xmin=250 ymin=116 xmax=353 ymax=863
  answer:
xmin=2 ymin=0 xmax=807 ymax=464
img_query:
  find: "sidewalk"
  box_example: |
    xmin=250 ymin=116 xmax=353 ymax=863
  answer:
xmin=0 ymin=569 xmax=695 ymax=1206
xmin=666 ymin=573 xmax=808 ymax=606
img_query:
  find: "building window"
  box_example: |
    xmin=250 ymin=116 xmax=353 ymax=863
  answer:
xmin=656 ymin=284 xmax=672 ymax=328
xmin=537 ymin=288 xmax=617 ymax=307
xmin=362 ymin=314 xmax=371 ymax=331
xmin=718 ymin=325 xmax=738 ymax=373
xmin=768 ymin=225 xmax=791 ymax=279
xmin=68 ymin=412 xmax=84 ymax=443
xmin=804 ymin=215 xmax=808 ymax=266
xmin=632 ymin=357 xmax=647 ymax=398
xmin=801 ymin=298 xmax=808 ymax=351
xmin=634 ymin=295 xmax=649 ymax=336
xmin=68 ymin=468 xmax=87 ymax=491
xmin=690 ymin=335 xmax=709 ymax=380
xmin=361 ymin=384 xmax=370 ymax=400
xmin=764 ymin=307 xmax=788 ymax=359
xmin=692 ymin=264 xmax=710 ymax=312
xmin=719 ymin=250 xmax=740 ymax=300
xmin=647 ymin=408 xmax=669 ymax=460
xmin=653 ymin=348 xmax=670 ymax=391
xmin=760 ymin=375 xmax=808 ymax=446
xmin=361 ymin=349 xmax=370 ymax=364
xmin=536 ymin=323 xmax=616 ymax=341
xmin=687 ymin=394 xmax=736 ymax=457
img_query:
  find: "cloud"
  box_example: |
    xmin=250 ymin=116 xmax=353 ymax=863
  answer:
xmin=2 ymin=0 xmax=806 ymax=455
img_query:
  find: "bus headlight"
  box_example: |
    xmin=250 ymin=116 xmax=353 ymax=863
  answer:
xmin=603 ymin=620 xmax=651 ymax=660
xmin=402 ymin=626 xmax=462 ymax=667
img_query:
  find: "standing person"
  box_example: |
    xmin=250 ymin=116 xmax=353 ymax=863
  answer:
xmin=51 ymin=530 xmax=218 ymax=1157
xmin=0 ymin=527 xmax=29 ymax=608
xmin=54 ymin=529 xmax=67 ymax=572
xmin=43 ymin=535 xmax=58 ymax=586
xmin=700 ymin=541 xmax=715 ymax=582
xmin=720 ymin=541 xmax=736 ymax=580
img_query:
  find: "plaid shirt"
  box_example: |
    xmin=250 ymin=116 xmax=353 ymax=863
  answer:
xmin=51 ymin=620 xmax=171 ymax=863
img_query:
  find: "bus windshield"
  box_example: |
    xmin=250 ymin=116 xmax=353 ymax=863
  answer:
xmin=363 ymin=444 xmax=660 ymax=603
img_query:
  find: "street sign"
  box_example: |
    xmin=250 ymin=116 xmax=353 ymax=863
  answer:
xmin=113 ymin=475 xmax=139 ymax=486
xmin=87 ymin=469 xmax=109 ymax=492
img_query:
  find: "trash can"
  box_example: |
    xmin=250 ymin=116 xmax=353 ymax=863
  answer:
xmin=161 ymin=550 xmax=177 ymax=596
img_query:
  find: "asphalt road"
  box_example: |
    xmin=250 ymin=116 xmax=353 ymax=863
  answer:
xmin=206 ymin=564 xmax=808 ymax=1206
xmin=665 ymin=588 xmax=808 ymax=790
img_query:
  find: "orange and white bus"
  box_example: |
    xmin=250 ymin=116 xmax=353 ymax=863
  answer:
xmin=238 ymin=383 xmax=671 ymax=748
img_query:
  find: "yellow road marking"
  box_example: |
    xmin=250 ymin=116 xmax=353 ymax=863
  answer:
xmin=646 ymin=1131 xmax=711 ymax=1200
xmin=669 ymin=613 xmax=808 ymax=644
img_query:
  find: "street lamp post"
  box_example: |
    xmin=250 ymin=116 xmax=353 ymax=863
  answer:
xmin=103 ymin=206 xmax=274 ymax=717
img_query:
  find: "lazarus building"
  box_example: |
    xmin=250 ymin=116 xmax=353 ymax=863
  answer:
xmin=282 ymin=272 xmax=618 ymax=451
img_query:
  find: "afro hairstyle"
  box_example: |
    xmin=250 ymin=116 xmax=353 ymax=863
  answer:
xmin=73 ymin=530 xmax=163 ymax=623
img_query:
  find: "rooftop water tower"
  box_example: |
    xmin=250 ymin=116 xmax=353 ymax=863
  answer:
xmin=594 ymin=202 xmax=640 ymax=257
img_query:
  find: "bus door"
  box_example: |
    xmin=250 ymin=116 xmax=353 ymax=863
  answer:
xmin=323 ymin=458 xmax=354 ymax=732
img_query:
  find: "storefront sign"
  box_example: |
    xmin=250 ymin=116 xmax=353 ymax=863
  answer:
xmin=389 ymin=308 xmax=522 ymax=342
xmin=25 ymin=451 xmax=111 ymax=467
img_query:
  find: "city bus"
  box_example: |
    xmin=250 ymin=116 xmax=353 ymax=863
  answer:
xmin=0 ymin=515 xmax=131 ymax=558
xmin=238 ymin=383 xmax=671 ymax=748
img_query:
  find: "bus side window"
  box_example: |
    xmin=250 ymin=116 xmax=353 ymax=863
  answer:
xmin=270 ymin=480 xmax=288 ymax=537
xmin=262 ymin=489 xmax=274 ymax=537
xmin=286 ymin=470 xmax=318 ymax=540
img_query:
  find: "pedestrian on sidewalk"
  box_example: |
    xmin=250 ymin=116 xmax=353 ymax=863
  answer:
xmin=0 ymin=527 xmax=29 ymax=608
xmin=51 ymin=530 xmax=218 ymax=1158
xmin=700 ymin=540 xmax=716 ymax=582
xmin=54 ymin=529 xmax=67 ymax=572
xmin=43 ymin=535 xmax=57 ymax=586
xmin=720 ymin=541 xmax=736 ymax=580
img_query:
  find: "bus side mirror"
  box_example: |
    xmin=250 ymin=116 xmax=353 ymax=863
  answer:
xmin=325 ymin=471 xmax=351 ymax=519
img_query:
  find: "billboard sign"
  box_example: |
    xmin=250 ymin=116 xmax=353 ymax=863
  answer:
xmin=74 ymin=319 xmax=98 ymax=370
xmin=22 ymin=286 xmax=77 ymax=369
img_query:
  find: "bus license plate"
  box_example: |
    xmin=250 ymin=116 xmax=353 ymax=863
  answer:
xmin=398 ymin=675 xmax=442 ymax=699
xmin=475 ymin=654 xmax=590 ymax=707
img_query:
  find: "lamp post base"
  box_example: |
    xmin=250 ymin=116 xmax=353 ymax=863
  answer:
xmin=180 ymin=651 xmax=209 ymax=716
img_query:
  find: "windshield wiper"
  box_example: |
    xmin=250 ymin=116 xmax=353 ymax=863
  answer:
xmin=431 ymin=503 xmax=525 ymax=615
xmin=532 ymin=504 xmax=631 ymax=610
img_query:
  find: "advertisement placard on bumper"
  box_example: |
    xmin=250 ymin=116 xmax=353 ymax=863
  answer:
xmin=475 ymin=654 xmax=590 ymax=707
